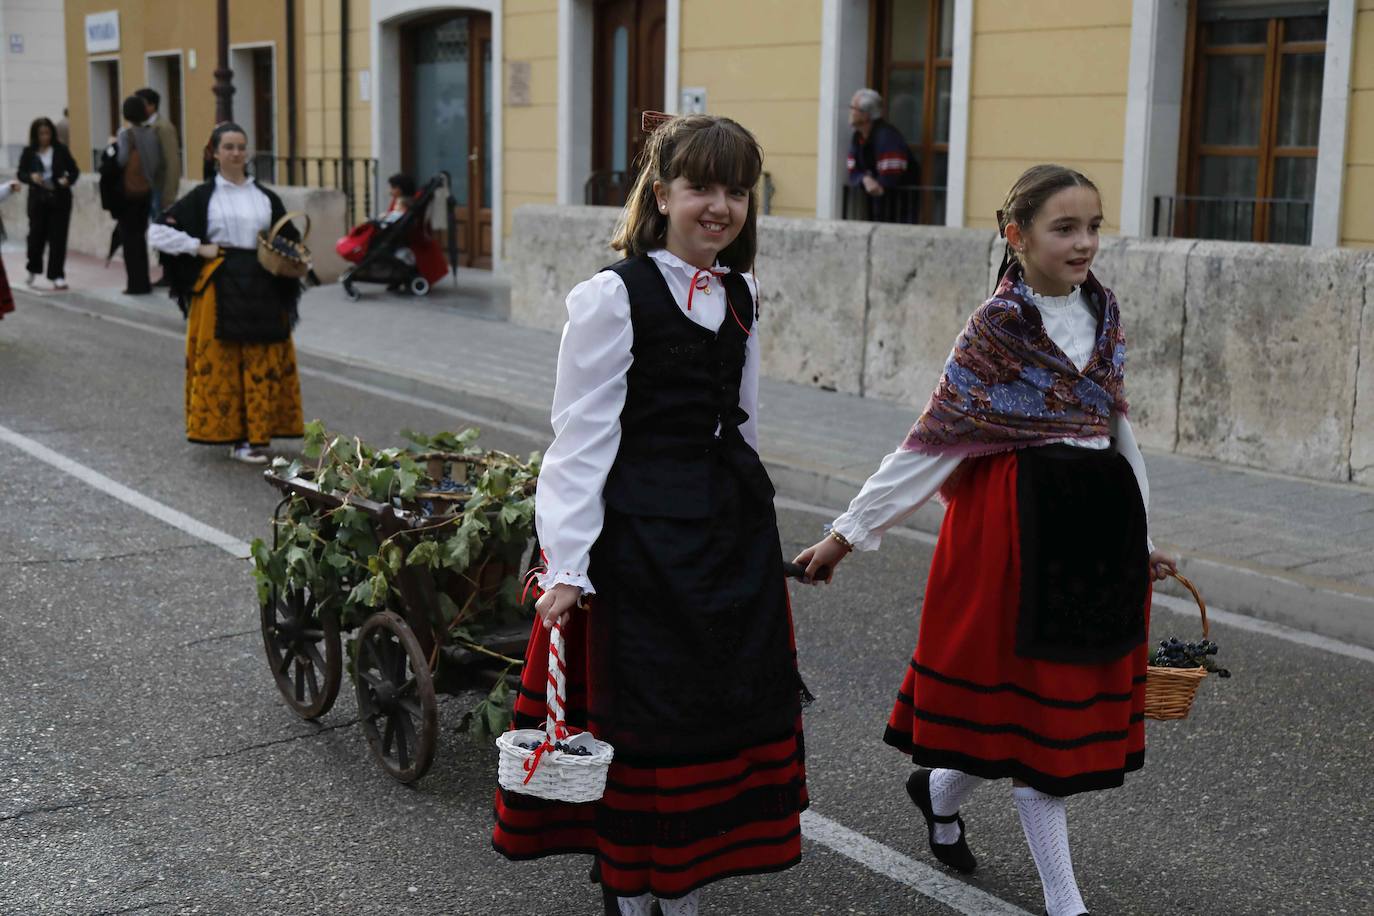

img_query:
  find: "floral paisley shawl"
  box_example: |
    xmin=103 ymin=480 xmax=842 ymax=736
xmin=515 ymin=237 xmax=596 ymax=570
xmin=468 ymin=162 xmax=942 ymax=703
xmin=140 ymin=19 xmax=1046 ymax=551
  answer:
xmin=902 ymin=260 xmax=1128 ymax=464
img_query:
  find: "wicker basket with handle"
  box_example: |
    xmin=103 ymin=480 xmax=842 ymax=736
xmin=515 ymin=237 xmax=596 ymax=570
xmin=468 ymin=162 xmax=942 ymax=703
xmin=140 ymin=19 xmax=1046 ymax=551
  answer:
xmin=496 ymin=622 xmax=613 ymax=802
xmin=1144 ymin=572 xmax=1210 ymax=720
xmin=257 ymin=211 xmax=312 ymax=279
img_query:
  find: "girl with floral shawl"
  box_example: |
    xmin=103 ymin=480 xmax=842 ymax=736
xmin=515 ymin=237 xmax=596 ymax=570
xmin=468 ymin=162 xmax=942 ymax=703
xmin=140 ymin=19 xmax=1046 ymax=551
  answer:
xmin=796 ymin=165 xmax=1176 ymax=916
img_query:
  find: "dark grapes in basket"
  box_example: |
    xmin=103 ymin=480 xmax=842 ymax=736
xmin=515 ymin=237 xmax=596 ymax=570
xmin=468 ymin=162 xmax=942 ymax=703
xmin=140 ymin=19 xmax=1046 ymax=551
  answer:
xmin=1148 ymin=637 xmax=1231 ymax=677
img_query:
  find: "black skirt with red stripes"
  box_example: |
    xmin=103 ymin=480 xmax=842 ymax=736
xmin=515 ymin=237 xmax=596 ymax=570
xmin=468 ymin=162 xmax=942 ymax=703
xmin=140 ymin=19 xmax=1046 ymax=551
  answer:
xmin=493 ymin=473 xmax=808 ymax=899
xmin=885 ymin=447 xmax=1151 ymax=797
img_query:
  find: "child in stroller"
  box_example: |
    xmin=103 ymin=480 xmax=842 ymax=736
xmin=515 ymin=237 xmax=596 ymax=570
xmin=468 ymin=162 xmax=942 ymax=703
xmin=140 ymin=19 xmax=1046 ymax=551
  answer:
xmin=337 ymin=172 xmax=451 ymax=300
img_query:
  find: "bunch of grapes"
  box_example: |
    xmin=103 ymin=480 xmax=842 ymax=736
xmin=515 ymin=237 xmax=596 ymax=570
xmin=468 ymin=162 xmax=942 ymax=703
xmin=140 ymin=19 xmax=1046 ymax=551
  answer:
xmin=432 ymin=477 xmax=471 ymax=494
xmin=514 ymin=739 xmax=593 ymax=757
xmin=1149 ymin=637 xmax=1231 ymax=677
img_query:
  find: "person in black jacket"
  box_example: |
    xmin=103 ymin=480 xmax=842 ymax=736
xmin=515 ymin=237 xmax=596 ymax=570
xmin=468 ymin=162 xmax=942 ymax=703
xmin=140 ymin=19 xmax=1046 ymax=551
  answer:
xmin=17 ymin=117 xmax=80 ymax=289
xmin=113 ymin=95 xmax=162 ymax=294
xmin=148 ymin=122 xmax=305 ymax=464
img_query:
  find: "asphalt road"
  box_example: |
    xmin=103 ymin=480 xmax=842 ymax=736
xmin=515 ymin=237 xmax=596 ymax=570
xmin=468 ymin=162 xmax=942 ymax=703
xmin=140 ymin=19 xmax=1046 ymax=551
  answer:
xmin=1 ymin=296 xmax=1371 ymax=916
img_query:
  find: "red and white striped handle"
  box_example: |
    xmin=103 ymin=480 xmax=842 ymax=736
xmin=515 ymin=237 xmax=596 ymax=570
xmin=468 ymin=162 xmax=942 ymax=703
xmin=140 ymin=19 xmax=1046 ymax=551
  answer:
xmin=545 ymin=623 xmax=569 ymax=743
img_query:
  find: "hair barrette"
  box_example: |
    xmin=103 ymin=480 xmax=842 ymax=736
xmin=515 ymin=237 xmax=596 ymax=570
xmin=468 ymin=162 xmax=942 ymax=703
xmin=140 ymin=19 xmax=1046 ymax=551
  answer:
xmin=641 ymin=110 xmax=673 ymax=134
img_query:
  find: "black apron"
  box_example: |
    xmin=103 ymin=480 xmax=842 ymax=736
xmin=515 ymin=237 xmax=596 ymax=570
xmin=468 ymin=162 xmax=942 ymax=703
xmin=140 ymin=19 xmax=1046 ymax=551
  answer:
xmin=211 ymin=248 xmax=296 ymax=343
xmin=585 ymin=256 xmax=800 ymax=764
xmin=1015 ymin=443 xmax=1150 ymax=665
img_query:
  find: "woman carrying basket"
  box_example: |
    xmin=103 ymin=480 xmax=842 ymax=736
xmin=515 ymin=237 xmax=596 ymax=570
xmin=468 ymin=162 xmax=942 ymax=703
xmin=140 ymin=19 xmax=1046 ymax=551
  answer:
xmin=149 ymin=122 xmax=305 ymax=465
xmin=493 ymin=114 xmax=809 ymax=916
xmin=796 ymin=165 xmax=1176 ymax=916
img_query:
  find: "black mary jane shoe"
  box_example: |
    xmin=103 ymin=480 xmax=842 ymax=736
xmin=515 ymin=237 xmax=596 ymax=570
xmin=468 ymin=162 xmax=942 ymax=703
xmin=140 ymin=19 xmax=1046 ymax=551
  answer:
xmin=905 ymin=769 xmax=978 ymax=873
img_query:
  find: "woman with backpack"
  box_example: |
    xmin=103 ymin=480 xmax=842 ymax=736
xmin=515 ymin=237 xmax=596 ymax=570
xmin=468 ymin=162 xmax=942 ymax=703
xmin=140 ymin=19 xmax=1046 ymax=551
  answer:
xmin=115 ymin=95 xmax=162 ymax=295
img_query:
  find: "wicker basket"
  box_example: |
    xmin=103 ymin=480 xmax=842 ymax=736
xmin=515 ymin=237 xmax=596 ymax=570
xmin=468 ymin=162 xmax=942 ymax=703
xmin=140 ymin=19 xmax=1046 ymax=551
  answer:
xmin=1144 ymin=572 xmax=1210 ymax=721
xmin=257 ymin=211 xmax=313 ymax=279
xmin=496 ymin=623 xmax=613 ymax=802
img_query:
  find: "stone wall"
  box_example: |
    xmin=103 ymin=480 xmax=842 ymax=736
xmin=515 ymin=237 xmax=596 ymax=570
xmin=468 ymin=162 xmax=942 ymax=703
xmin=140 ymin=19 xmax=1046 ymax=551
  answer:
xmin=508 ymin=203 xmax=1374 ymax=485
xmin=0 ymin=175 xmax=350 ymax=282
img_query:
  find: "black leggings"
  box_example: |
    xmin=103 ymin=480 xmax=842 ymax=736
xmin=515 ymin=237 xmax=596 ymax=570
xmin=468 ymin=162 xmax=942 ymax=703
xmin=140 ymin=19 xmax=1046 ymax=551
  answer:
xmin=26 ymin=190 xmax=72 ymax=280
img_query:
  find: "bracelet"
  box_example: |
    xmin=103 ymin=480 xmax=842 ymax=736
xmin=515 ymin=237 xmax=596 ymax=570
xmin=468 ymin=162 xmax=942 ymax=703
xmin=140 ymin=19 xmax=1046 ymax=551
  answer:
xmin=828 ymin=528 xmax=854 ymax=552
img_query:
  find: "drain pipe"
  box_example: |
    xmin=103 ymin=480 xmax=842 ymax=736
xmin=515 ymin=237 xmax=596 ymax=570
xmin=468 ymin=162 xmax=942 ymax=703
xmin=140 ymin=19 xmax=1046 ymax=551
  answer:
xmin=340 ymin=0 xmax=350 ymax=209
xmin=286 ymin=0 xmax=298 ymax=184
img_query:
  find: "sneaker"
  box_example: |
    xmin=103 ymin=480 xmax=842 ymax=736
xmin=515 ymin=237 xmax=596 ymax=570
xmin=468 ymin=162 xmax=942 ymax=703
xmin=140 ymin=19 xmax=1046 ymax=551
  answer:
xmin=228 ymin=443 xmax=269 ymax=465
xmin=52 ymin=278 xmax=68 ymax=290
xmin=25 ymin=272 xmax=35 ymax=286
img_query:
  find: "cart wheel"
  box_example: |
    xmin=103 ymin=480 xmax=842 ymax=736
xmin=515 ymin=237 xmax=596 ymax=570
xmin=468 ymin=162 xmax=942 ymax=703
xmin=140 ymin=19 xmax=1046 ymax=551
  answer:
xmin=260 ymin=585 xmax=342 ymax=720
xmin=409 ymin=276 xmax=430 ymax=297
xmin=343 ymin=281 xmax=361 ymax=302
xmin=354 ymin=610 xmax=439 ymax=783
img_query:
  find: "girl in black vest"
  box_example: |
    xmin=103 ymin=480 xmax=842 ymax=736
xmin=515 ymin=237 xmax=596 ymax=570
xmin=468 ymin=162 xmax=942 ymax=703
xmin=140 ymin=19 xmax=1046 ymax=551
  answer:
xmin=148 ymin=122 xmax=304 ymax=464
xmin=493 ymin=115 xmax=808 ymax=916
xmin=17 ymin=117 xmax=80 ymax=290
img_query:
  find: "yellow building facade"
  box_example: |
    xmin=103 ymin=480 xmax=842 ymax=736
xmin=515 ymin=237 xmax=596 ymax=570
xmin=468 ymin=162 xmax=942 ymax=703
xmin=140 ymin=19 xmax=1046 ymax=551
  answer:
xmin=63 ymin=0 xmax=1374 ymax=267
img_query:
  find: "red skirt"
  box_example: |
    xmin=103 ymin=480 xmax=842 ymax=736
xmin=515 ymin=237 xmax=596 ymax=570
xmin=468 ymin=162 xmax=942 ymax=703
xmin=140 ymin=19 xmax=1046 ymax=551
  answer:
xmin=0 ymin=257 xmax=14 ymax=320
xmin=492 ymin=606 xmax=808 ymax=899
xmin=884 ymin=451 xmax=1149 ymax=797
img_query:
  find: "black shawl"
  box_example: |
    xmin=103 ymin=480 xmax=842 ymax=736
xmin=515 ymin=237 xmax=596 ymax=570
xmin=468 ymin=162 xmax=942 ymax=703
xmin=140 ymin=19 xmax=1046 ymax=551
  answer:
xmin=157 ymin=179 xmax=302 ymax=318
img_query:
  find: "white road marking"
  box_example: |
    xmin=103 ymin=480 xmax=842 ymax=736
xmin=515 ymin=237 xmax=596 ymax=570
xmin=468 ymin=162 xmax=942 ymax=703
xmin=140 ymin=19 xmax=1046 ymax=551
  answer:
xmin=31 ymin=292 xmax=1374 ymax=669
xmin=0 ymin=423 xmax=253 ymax=559
xmin=802 ymin=811 xmax=1034 ymax=915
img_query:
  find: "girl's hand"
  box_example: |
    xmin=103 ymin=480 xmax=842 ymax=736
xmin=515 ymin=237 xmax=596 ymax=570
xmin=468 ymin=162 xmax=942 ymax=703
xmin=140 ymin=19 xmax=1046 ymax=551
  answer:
xmin=536 ymin=582 xmax=583 ymax=630
xmin=28 ymin=172 xmax=42 ymax=185
xmin=8 ymin=180 xmax=19 ymax=192
xmin=196 ymin=243 xmax=222 ymax=259
xmin=793 ymin=535 xmax=851 ymax=585
xmin=1148 ymin=550 xmax=1178 ymax=582
xmin=56 ymin=177 xmax=69 ymax=187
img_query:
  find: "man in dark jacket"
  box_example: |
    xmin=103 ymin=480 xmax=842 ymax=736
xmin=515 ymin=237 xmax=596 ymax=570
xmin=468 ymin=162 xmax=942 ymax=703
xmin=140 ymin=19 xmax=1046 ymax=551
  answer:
xmin=847 ymin=88 xmax=918 ymax=223
xmin=113 ymin=95 xmax=162 ymax=294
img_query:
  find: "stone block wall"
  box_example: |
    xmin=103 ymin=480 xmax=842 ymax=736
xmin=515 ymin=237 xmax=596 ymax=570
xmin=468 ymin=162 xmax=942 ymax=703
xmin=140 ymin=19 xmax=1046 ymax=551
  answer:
xmin=508 ymin=203 xmax=1374 ymax=486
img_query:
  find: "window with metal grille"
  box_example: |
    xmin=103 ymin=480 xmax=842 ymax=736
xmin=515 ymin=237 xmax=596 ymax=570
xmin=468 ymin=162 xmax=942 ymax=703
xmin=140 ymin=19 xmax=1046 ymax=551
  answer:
xmin=1169 ymin=0 xmax=1327 ymax=244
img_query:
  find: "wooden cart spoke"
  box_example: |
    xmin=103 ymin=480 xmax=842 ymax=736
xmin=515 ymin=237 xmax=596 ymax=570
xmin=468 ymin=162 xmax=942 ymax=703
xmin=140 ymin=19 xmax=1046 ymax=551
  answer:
xmin=259 ymin=585 xmax=342 ymax=721
xmin=353 ymin=611 xmax=438 ymax=783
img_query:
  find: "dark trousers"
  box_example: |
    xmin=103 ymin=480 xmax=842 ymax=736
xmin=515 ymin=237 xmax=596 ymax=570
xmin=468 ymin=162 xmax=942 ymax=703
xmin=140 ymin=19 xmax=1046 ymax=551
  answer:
xmin=26 ymin=190 xmax=72 ymax=280
xmin=117 ymin=199 xmax=152 ymax=294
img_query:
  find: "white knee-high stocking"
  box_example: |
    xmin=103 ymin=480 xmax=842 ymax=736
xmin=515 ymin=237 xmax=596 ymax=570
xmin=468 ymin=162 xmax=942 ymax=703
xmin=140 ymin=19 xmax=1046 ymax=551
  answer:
xmin=928 ymin=768 xmax=984 ymax=843
xmin=616 ymin=894 xmax=654 ymax=916
xmin=659 ymin=889 xmax=700 ymax=916
xmin=1013 ymin=786 xmax=1087 ymax=916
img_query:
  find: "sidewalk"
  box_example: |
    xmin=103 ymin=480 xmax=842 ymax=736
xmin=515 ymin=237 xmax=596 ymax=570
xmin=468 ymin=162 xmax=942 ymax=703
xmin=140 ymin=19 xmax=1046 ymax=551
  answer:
xmin=15 ymin=246 xmax=1374 ymax=648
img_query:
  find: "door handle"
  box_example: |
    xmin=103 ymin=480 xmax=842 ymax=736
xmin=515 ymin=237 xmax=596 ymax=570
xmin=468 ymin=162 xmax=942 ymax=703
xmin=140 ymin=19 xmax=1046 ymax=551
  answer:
xmin=469 ymin=146 xmax=479 ymax=163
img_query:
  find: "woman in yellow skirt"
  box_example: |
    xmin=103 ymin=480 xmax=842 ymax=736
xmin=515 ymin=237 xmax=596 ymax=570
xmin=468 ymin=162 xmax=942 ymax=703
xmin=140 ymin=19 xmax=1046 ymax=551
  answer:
xmin=149 ymin=122 xmax=304 ymax=464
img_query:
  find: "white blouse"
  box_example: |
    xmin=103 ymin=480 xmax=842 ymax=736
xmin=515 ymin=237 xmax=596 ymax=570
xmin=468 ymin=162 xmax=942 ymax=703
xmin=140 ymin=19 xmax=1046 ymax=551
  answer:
xmin=536 ymin=248 xmax=763 ymax=594
xmin=148 ymin=174 xmax=274 ymax=254
xmin=832 ymin=284 xmax=1154 ymax=552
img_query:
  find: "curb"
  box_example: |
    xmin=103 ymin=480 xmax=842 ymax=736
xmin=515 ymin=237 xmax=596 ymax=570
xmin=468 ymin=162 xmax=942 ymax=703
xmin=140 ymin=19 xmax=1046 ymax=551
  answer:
xmin=22 ymin=285 xmax=1374 ymax=650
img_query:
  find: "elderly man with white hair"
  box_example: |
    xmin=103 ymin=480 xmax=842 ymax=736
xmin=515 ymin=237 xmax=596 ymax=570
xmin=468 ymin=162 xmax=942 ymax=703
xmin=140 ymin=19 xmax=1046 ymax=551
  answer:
xmin=847 ymin=87 xmax=916 ymax=222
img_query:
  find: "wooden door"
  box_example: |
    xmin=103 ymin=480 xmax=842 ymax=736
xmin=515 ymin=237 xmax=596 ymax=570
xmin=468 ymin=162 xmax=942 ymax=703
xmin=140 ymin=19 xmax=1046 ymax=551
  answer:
xmin=402 ymin=12 xmax=493 ymax=269
xmin=591 ymin=0 xmax=665 ymax=205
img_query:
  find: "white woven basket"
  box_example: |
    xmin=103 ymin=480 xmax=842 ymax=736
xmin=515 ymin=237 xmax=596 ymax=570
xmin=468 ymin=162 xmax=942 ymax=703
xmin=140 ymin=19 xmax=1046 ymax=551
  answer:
xmin=496 ymin=623 xmax=613 ymax=802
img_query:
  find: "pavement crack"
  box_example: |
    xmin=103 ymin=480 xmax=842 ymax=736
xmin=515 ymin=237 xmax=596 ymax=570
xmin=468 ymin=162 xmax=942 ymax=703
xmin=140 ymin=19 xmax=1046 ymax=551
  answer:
xmin=177 ymin=628 xmax=257 ymax=648
xmin=3 ymin=543 xmax=209 ymax=569
xmin=0 ymin=787 xmax=173 ymax=824
xmin=196 ymin=718 xmax=360 ymax=764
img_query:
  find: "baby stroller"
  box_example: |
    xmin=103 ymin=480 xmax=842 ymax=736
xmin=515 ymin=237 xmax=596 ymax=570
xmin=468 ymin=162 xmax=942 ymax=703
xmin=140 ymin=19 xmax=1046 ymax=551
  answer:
xmin=337 ymin=173 xmax=457 ymax=300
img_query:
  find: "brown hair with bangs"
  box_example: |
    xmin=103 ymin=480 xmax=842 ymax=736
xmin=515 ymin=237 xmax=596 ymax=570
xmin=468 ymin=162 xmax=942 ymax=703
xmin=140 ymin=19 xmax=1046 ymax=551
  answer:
xmin=610 ymin=114 xmax=764 ymax=271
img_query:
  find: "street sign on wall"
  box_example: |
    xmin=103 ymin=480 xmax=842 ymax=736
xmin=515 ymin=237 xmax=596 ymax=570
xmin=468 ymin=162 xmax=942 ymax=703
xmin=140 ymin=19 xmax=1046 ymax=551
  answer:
xmin=84 ymin=11 xmax=120 ymax=54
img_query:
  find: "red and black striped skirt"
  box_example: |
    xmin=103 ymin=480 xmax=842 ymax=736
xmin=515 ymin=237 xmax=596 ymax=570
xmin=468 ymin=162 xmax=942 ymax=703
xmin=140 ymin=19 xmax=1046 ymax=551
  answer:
xmin=492 ymin=598 xmax=808 ymax=899
xmin=884 ymin=449 xmax=1150 ymax=797
xmin=0 ymin=257 xmax=14 ymax=320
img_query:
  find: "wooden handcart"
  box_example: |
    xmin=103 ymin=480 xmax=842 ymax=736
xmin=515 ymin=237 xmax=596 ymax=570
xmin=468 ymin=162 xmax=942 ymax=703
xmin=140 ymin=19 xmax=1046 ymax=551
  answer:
xmin=257 ymin=465 xmax=535 ymax=784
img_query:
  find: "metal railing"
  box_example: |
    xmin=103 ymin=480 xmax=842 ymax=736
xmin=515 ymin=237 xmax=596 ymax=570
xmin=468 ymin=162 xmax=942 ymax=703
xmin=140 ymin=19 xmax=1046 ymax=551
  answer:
xmin=584 ymin=170 xmax=775 ymax=215
xmin=1152 ymin=194 xmax=1314 ymax=245
xmin=841 ymin=184 xmax=947 ymax=225
xmin=254 ymin=154 xmax=381 ymax=227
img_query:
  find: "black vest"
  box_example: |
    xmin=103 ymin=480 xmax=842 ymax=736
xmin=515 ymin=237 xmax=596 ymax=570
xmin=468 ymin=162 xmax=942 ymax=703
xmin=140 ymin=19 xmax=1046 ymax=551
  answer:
xmin=601 ymin=255 xmax=775 ymax=519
